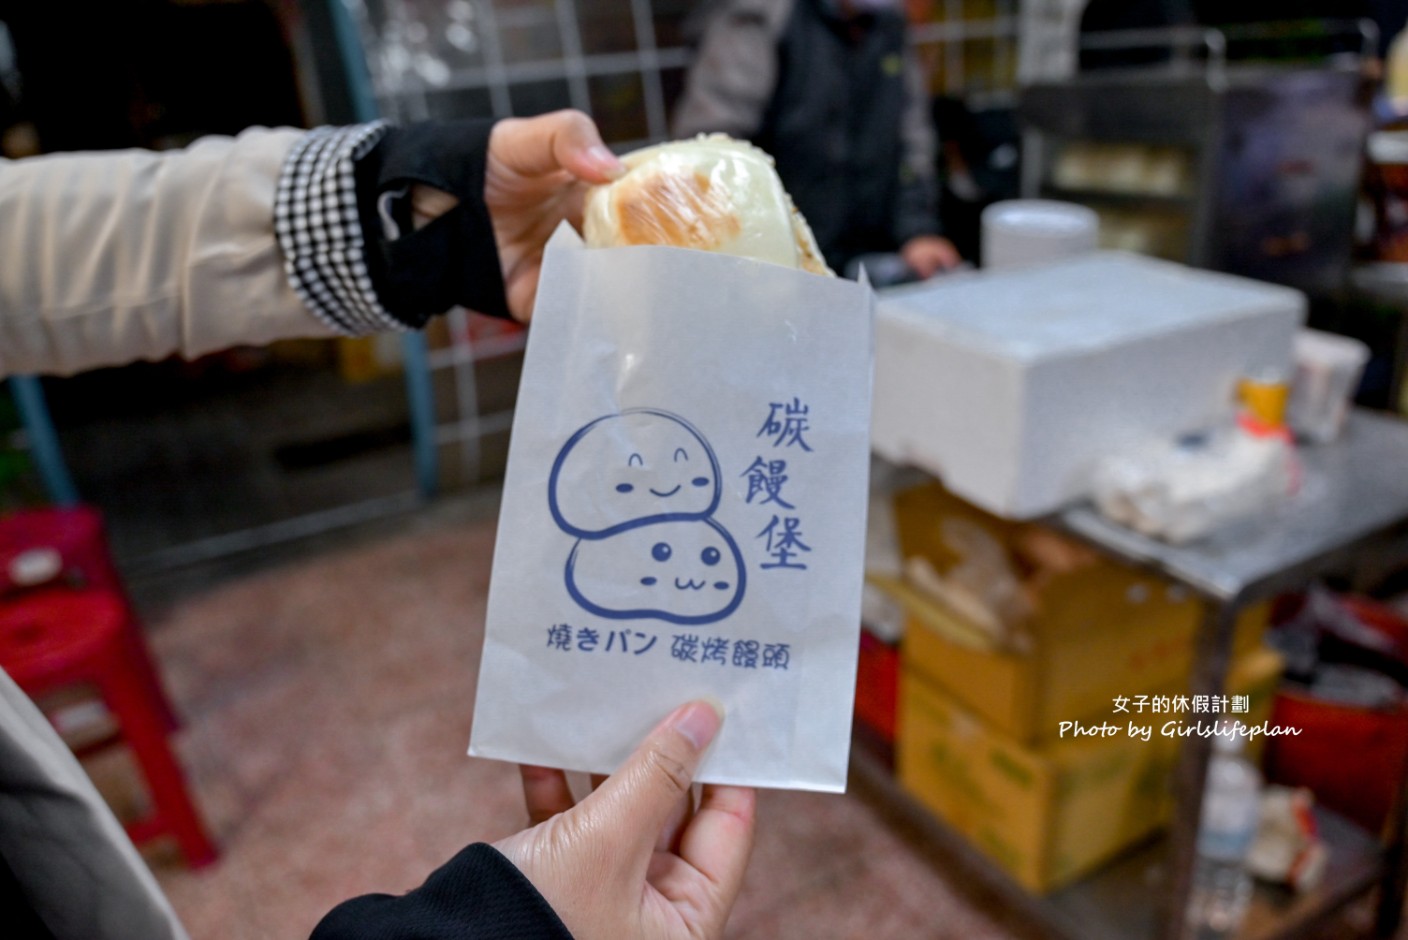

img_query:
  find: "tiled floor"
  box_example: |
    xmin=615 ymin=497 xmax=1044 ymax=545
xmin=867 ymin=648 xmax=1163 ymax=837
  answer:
xmin=113 ymin=492 xmax=1031 ymax=940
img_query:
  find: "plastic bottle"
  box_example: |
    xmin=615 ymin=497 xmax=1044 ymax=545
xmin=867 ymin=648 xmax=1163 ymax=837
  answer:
xmin=1185 ymin=724 xmax=1262 ymax=940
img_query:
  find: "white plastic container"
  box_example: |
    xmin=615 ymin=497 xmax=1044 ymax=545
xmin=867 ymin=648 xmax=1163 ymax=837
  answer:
xmin=872 ymin=252 xmax=1306 ymax=519
xmin=1185 ymin=729 xmax=1263 ymax=939
xmin=1286 ymin=328 xmax=1370 ymax=443
xmin=1092 ymin=427 xmax=1293 ymax=545
xmin=981 ymin=199 xmax=1098 ymax=270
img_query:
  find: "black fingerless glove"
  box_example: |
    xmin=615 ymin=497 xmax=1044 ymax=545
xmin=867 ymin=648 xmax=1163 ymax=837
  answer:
xmin=354 ymin=119 xmax=512 ymax=324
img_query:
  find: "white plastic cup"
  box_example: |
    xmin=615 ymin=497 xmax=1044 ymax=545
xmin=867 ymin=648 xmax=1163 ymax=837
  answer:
xmin=1287 ymin=328 xmax=1370 ymax=443
xmin=981 ymin=199 xmax=1099 ymax=270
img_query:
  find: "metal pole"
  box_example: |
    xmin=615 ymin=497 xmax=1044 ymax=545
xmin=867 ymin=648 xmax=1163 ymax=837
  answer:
xmin=324 ymin=0 xmax=440 ymax=500
xmin=10 ymin=376 xmax=79 ymax=507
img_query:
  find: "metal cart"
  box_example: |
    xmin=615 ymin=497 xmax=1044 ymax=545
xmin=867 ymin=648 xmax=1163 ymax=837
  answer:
xmin=855 ymin=408 xmax=1408 ymax=939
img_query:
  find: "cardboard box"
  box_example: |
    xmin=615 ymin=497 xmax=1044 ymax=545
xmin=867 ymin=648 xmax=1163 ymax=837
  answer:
xmin=872 ymin=252 xmax=1304 ymax=518
xmin=900 ymin=585 xmax=1269 ymax=745
xmin=889 ymin=481 xmax=1268 ymax=743
xmin=897 ymin=646 xmax=1283 ymax=893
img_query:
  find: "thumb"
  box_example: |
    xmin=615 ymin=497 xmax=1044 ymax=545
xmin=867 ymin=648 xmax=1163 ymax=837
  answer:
xmin=581 ymin=699 xmax=723 ymax=859
xmin=491 ymin=109 xmax=624 ymax=184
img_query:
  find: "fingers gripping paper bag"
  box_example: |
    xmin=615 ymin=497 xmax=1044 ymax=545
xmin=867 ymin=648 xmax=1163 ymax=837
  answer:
xmin=469 ymin=137 xmax=875 ymax=792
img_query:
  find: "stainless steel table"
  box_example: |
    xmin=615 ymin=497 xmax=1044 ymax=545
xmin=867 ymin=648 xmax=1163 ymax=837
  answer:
xmin=1056 ymin=408 xmax=1408 ymax=939
xmin=851 ymin=409 xmax=1408 ymax=940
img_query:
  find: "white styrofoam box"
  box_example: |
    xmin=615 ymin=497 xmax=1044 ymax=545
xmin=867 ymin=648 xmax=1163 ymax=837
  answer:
xmin=872 ymin=252 xmax=1306 ymax=519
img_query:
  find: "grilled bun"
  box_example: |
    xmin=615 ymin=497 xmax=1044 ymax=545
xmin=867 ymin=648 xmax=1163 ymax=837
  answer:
xmin=583 ymin=134 xmax=832 ymax=276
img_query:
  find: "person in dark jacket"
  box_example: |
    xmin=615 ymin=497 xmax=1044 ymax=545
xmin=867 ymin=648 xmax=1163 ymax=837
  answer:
xmin=672 ymin=0 xmax=960 ymax=280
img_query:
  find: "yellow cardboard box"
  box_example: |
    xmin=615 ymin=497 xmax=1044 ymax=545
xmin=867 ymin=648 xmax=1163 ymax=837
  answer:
xmin=897 ymin=645 xmax=1283 ymax=894
xmin=898 ymin=583 xmax=1269 ymax=744
xmin=891 ymin=481 xmax=1267 ymax=743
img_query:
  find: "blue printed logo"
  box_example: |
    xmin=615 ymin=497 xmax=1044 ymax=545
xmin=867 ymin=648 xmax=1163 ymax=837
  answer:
xmin=549 ymin=409 xmax=742 ymax=625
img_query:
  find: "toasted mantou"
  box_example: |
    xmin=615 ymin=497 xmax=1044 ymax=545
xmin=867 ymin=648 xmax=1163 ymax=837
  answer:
xmin=583 ymin=134 xmax=832 ymax=276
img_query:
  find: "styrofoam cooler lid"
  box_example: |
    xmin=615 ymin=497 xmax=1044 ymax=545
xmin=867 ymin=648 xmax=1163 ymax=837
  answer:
xmin=880 ymin=251 xmax=1303 ymax=365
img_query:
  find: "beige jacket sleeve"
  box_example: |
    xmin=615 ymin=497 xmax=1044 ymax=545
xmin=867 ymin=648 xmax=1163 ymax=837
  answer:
xmin=0 ymin=126 xmax=338 ymax=377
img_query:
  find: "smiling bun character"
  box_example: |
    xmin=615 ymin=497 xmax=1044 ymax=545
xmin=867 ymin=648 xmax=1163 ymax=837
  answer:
xmin=549 ymin=409 xmax=722 ymax=539
xmin=565 ymin=518 xmax=746 ymax=626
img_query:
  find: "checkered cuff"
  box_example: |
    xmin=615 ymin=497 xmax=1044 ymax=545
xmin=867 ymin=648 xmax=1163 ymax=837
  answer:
xmin=274 ymin=122 xmax=403 ymax=335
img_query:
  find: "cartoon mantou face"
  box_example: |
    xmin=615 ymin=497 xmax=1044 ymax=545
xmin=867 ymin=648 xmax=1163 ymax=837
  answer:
xmin=549 ymin=409 xmax=721 ymax=538
xmin=565 ymin=518 xmax=746 ymax=625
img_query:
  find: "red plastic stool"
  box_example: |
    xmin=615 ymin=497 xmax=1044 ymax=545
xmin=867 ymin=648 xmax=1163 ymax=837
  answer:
xmin=0 ymin=506 xmax=180 ymax=729
xmin=0 ymin=505 xmax=124 ymax=594
xmin=0 ymin=588 xmax=217 ymax=867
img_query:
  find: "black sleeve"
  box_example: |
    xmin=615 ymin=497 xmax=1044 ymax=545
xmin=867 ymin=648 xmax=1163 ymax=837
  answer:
xmin=354 ymin=119 xmax=513 ymax=324
xmin=311 ymin=843 xmax=574 ymax=940
xmin=274 ymin=120 xmax=512 ymax=333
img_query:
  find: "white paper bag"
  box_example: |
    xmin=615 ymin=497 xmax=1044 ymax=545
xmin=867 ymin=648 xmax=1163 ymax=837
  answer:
xmin=469 ymin=225 xmax=874 ymax=792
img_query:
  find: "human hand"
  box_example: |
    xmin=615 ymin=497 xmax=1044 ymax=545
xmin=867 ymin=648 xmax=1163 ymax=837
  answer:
xmin=900 ymin=234 xmax=961 ymax=279
xmin=404 ymin=111 xmax=622 ymax=321
xmin=362 ymin=111 xmax=621 ymax=323
xmin=479 ymin=110 xmax=624 ymax=320
xmin=492 ymin=700 xmax=756 ymax=940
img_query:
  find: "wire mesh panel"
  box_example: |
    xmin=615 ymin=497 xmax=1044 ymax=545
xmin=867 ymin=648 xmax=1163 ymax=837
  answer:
xmin=347 ymin=0 xmax=691 ymax=144
xmin=342 ymin=1 xmax=697 ymax=487
xmin=910 ymin=0 xmax=1020 ymax=106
